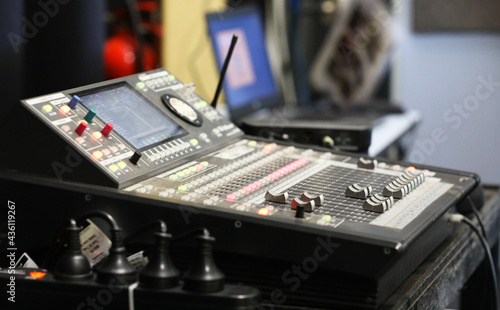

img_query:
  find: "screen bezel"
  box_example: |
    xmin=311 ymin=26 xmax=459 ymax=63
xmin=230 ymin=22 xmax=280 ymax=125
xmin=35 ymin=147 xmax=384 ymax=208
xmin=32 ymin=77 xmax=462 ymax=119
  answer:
xmin=206 ymin=5 xmax=282 ymax=122
xmin=73 ymin=82 xmax=187 ymax=151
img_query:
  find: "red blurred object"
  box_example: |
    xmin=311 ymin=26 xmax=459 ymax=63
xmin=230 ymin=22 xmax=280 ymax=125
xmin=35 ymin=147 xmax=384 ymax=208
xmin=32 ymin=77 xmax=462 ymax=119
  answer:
xmin=104 ymin=30 xmax=158 ymax=79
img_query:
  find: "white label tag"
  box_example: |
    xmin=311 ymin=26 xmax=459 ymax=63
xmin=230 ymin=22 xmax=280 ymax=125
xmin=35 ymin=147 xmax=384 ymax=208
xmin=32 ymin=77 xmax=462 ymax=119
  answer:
xmin=127 ymin=251 xmax=149 ymax=271
xmin=79 ymin=219 xmax=112 ymax=267
xmin=15 ymin=253 xmax=39 ymax=268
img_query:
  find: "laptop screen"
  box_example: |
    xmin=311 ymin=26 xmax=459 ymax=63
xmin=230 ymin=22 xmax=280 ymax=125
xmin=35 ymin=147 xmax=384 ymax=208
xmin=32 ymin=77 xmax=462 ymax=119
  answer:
xmin=206 ymin=6 xmax=279 ymax=120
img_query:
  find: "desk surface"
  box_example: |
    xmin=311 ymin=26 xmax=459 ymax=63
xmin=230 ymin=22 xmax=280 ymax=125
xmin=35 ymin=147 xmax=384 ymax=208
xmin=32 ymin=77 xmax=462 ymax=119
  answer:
xmin=381 ymin=185 xmax=500 ymax=309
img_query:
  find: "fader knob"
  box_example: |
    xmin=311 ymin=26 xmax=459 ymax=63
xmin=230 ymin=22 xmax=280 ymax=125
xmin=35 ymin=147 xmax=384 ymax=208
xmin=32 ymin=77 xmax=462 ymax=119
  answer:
xmin=101 ymin=123 xmax=114 ymax=137
xmin=357 ymin=158 xmax=377 ymax=169
xmin=130 ymin=151 xmax=142 ymax=165
xmin=68 ymin=95 xmax=80 ymax=109
xmin=75 ymin=122 xmax=87 ymax=136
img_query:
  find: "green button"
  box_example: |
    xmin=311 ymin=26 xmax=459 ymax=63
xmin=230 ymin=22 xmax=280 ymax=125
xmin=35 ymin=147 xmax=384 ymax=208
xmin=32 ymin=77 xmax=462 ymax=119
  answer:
xmin=194 ymin=101 xmax=208 ymax=109
xmin=169 ymin=174 xmax=178 ymax=181
xmin=178 ymin=185 xmax=187 ymax=191
xmin=176 ymin=171 xmax=185 ymax=178
xmin=190 ymin=139 xmax=199 ymax=146
xmin=136 ymin=81 xmax=146 ymax=89
xmin=248 ymin=141 xmax=257 ymax=147
xmin=201 ymin=161 xmax=209 ymax=167
xmin=168 ymin=75 xmax=175 ymax=81
xmin=189 ymin=166 xmax=197 ymax=172
xmin=322 ymin=215 xmax=332 ymax=222
xmin=109 ymin=165 xmax=119 ymax=172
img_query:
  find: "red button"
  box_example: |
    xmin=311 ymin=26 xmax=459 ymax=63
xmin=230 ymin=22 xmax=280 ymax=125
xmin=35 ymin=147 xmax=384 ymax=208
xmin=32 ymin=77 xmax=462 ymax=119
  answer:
xmin=101 ymin=123 xmax=114 ymax=137
xmin=75 ymin=122 xmax=87 ymax=136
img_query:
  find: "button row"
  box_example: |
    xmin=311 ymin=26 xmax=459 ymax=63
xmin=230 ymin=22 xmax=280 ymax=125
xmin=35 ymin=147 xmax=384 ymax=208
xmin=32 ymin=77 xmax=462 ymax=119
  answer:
xmin=169 ymin=161 xmax=209 ymax=181
xmin=184 ymin=150 xmax=274 ymax=195
xmin=225 ymin=157 xmax=308 ymax=202
xmin=146 ymin=141 xmax=192 ymax=163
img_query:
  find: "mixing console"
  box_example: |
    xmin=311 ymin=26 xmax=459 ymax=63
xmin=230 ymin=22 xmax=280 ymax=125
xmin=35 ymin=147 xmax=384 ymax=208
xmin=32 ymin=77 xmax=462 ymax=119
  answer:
xmin=0 ymin=69 xmax=479 ymax=309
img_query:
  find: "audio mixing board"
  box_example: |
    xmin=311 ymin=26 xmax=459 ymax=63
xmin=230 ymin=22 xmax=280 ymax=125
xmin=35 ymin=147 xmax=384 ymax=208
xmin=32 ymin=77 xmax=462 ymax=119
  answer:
xmin=0 ymin=69 xmax=479 ymax=309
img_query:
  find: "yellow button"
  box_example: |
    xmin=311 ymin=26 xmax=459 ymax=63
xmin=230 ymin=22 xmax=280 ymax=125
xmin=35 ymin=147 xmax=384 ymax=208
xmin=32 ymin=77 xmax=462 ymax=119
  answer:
xmin=42 ymin=104 xmax=53 ymax=113
xmin=190 ymin=139 xmax=199 ymax=146
xmin=60 ymin=105 xmax=71 ymax=114
xmin=92 ymin=132 xmax=103 ymax=140
xmin=322 ymin=215 xmax=332 ymax=222
xmin=178 ymin=185 xmax=187 ymax=191
xmin=109 ymin=165 xmax=119 ymax=172
xmin=201 ymin=161 xmax=209 ymax=167
xmin=248 ymin=141 xmax=257 ymax=147
xmin=117 ymin=161 xmax=127 ymax=170
xmin=92 ymin=151 xmax=103 ymax=160
xmin=189 ymin=166 xmax=197 ymax=172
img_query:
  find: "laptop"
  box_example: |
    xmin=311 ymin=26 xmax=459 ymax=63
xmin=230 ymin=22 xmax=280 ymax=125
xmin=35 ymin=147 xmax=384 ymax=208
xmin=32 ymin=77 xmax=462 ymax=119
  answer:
xmin=206 ymin=5 xmax=401 ymax=152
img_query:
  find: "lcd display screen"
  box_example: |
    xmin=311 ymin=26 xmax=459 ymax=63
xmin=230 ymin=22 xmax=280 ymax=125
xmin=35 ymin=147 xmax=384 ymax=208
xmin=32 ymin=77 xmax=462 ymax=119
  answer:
xmin=78 ymin=83 xmax=185 ymax=150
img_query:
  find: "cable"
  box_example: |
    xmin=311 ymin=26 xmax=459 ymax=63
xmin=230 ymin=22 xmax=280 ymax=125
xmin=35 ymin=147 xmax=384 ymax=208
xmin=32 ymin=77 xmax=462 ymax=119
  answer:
xmin=124 ymin=0 xmax=145 ymax=73
xmin=469 ymin=196 xmax=488 ymax=239
xmin=451 ymin=214 xmax=499 ymax=310
xmin=172 ymin=227 xmax=210 ymax=244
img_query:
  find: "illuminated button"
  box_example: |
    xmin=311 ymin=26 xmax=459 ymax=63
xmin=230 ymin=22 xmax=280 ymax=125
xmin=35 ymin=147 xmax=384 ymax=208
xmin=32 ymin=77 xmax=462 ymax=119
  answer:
xmin=101 ymin=123 xmax=114 ymax=137
xmin=136 ymin=81 xmax=146 ymax=89
xmin=109 ymin=165 xmax=119 ymax=172
xmin=190 ymin=139 xmax=199 ymax=147
xmin=178 ymin=185 xmax=188 ymax=191
xmin=258 ymin=208 xmax=269 ymax=216
xmin=101 ymin=148 xmax=111 ymax=156
xmin=75 ymin=137 xmax=85 ymax=144
xmin=263 ymin=144 xmax=274 ymax=153
xmin=60 ymin=105 xmax=71 ymax=114
xmin=226 ymin=193 xmax=237 ymax=202
xmin=68 ymin=95 xmax=80 ymax=109
xmin=92 ymin=131 xmax=103 ymax=140
xmin=61 ymin=124 xmax=70 ymax=132
xmin=75 ymin=122 xmax=87 ymax=136
xmin=29 ymin=271 xmax=47 ymax=279
xmin=195 ymin=164 xmax=203 ymax=170
xmin=168 ymin=74 xmax=175 ymax=81
xmin=201 ymin=161 xmax=209 ymax=167
xmin=42 ymin=104 xmax=53 ymax=113
xmin=110 ymin=146 xmax=119 ymax=153
xmin=248 ymin=141 xmax=257 ymax=147
xmin=406 ymin=166 xmax=416 ymax=172
xmin=78 ymin=120 xmax=88 ymax=125
xmin=92 ymin=151 xmax=103 ymax=160
xmin=176 ymin=171 xmax=185 ymax=178
xmin=183 ymin=168 xmax=191 ymax=175
xmin=169 ymin=174 xmax=178 ymax=181
xmin=117 ymin=161 xmax=127 ymax=170
xmin=322 ymin=215 xmax=332 ymax=222
xmin=189 ymin=166 xmax=197 ymax=172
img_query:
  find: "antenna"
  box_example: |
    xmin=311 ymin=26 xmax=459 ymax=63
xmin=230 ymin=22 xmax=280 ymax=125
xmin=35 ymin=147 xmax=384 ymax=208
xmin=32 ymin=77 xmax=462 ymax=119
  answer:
xmin=211 ymin=34 xmax=238 ymax=109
